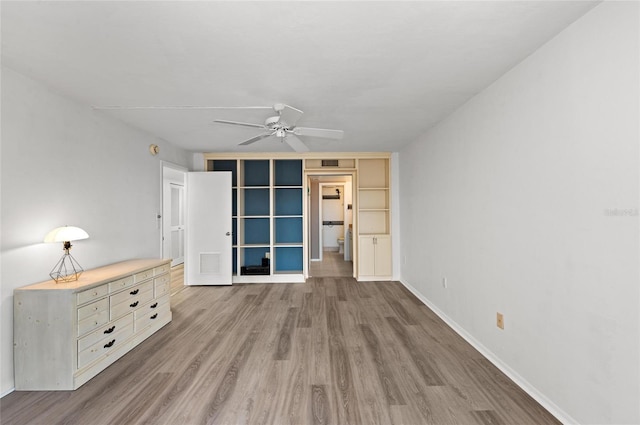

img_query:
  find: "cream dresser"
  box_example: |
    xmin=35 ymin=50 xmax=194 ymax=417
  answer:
xmin=14 ymin=258 xmax=172 ymax=390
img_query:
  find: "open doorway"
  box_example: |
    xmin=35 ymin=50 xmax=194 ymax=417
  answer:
xmin=307 ymin=174 xmax=354 ymax=277
xmin=161 ymin=163 xmax=187 ymax=267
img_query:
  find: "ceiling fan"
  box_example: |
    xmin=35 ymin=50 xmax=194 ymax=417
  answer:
xmin=213 ymin=103 xmax=344 ymax=152
xmin=92 ymin=102 xmax=343 ymax=152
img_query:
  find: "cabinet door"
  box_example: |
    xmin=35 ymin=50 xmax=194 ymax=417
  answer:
xmin=358 ymin=235 xmax=376 ymax=276
xmin=373 ymin=235 xmax=392 ymax=276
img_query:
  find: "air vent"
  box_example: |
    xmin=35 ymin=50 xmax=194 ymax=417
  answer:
xmin=200 ymin=252 xmax=221 ymax=274
xmin=321 ymin=159 xmax=339 ymax=167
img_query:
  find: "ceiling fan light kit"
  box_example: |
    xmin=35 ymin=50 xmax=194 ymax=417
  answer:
xmin=213 ymin=103 xmax=344 ymax=152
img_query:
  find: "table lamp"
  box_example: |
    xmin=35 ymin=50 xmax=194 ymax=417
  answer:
xmin=44 ymin=225 xmax=89 ymax=282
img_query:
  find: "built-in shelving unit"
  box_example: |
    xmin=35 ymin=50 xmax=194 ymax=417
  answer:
xmin=208 ymin=158 xmax=304 ymax=282
xmin=274 ymin=159 xmax=303 ymax=275
xmin=206 ymin=152 xmax=392 ymax=283
xmin=240 ymin=159 xmax=271 ymax=277
xmin=357 ymin=158 xmax=392 ymax=280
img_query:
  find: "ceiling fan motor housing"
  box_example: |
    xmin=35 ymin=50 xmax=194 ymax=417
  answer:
xmin=265 ymin=115 xmax=281 ymax=127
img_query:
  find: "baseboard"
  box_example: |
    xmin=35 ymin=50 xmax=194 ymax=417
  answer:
xmin=1 ymin=387 xmax=15 ymax=398
xmin=399 ymin=278 xmax=579 ymax=425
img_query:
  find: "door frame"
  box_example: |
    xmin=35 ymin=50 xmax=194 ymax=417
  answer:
xmin=318 ymin=182 xmax=345 ymax=261
xmin=303 ymin=171 xmax=356 ymax=279
xmin=161 ymin=162 xmax=187 ymax=264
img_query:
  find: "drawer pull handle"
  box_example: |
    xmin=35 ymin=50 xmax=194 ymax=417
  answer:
xmin=130 ymin=289 xmax=139 ymax=295
xmin=150 ymin=313 xmax=158 ymax=320
xmin=130 ymin=301 xmax=139 ymax=308
xmin=150 ymin=303 xmax=158 ymax=309
xmin=104 ymin=326 xmax=115 ymax=334
xmin=104 ymin=339 xmax=115 ymax=348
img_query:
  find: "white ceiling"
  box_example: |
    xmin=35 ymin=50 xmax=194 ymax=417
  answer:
xmin=1 ymin=1 xmax=598 ymax=154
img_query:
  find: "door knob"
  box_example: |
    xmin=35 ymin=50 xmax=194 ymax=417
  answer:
xmin=226 ymin=232 xmax=231 ymax=236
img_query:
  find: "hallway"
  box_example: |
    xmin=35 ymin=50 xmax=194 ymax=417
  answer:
xmin=309 ymin=250 xmax=353 ymax=278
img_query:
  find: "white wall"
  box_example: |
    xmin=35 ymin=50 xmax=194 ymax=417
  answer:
xmin=399 ymin=3 xmax=638 ymax=424
xmin=0 ymin=67 xmax=191 ymax=394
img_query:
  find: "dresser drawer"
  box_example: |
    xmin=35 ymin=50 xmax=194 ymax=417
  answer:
xmin=77 ymin=314 xmax=133 ymax=353
xmin=77 ymin=284 xmax=108 ymax=306
xmin=133 ymin=268 xmax=154 ymax=283
xmin=78 ymin=298 xmax=109 ymax=321
xmin=77 ymin=323 xmax=134 ymax=369
xmin=135 ymin=294 xmax=170 ymax=320
xmin=77 ymin=305 xmax=110 ymax=337
xmin=154 ymin=274 xmax=171 ymax=298
xmin=110 ymin=285 xmax=154 ymax=320
xmin=154 ymin=263 xmax=170 ymax=276
xmin=135 ymin=296 xmax=170 ymax=331
xmin=110 ymin=280 xmax=153 ymax=306
xmin=108 ymin=275 xmax=135 ymax=293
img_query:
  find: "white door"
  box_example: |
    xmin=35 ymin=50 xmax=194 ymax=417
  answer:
xmin=185 ymin=172 xmax=232 ymax=285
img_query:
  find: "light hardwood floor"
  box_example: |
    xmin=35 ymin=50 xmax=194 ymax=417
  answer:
xmin=1 ymin=266 xmax=559 ymax=425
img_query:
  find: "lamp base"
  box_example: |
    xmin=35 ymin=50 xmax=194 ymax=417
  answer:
xmin=50 ymin=251 xmax=84 ymax=283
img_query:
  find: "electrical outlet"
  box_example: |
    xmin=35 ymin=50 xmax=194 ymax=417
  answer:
xmin=403 ymin=255 xmax=407 ymax=265
xmin=442 ymin=277 xmax=448 ymax=288
xmin=496 ymin=312 xmax=504 ymax=330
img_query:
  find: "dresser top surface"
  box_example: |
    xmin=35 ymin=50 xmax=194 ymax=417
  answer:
xmin=15 ymin=258 xmax=171 ymax=293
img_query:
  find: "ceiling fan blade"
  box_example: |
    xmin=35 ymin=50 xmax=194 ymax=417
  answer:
xmin=275 ymin=104 xmax=303 ymax=127
xmin=284 ymin=134 xmax=309 ymax=152
xmin=239 ymin=132 xmax=274 ymax=146
xmin=92 ymin=105 xmax=273 ymax=110
xmin=213 ymin=119 xmax=266 ymax=129
xmin=293 ymin=127 xmax=344 ymax=140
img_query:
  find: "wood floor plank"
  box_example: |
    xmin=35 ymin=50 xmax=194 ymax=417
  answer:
xmin=274 ymin=307 xmax=299 ymax=360
xmin=1 ymin=266 xmax=561 ymax=425
xmin=334 ymin=277 xmax=348 ymax=302
xmin=359 ymin=324 xmax=406 ymax=406
xmin=311 ymin=384 xmax=332 ymax=425
xmin=297 ymin=292 xmax=312 ymax=328
xmin=325 ymin=296 xmax=362 ymax=424
xmin=202 ymin=330 xmax=260 ymax=424
xmin=386 ymin=316 xmax=445 ymax=386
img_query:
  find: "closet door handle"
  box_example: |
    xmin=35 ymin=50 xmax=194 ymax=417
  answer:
xmin=150 ymin=314 xmax=158 ymax=320
xmin=130 ymin=301 xmax=139 ymax=308
xmin=103 ymin=326 xmax=115 ymax=334
xmin=130 ymin=289 xmax=139 ymax=295
xmin=104 ymin=339 xmax=115 ymax=348
xmin=150 ymin=302 xmax=158 ymax=309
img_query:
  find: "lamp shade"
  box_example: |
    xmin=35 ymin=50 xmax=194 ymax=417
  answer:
xmin=44 ymin=226 xmax=89 ymax=243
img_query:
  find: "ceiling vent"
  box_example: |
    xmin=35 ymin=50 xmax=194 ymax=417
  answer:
xmin=321 ymin=159 xmax=339 ymax=167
